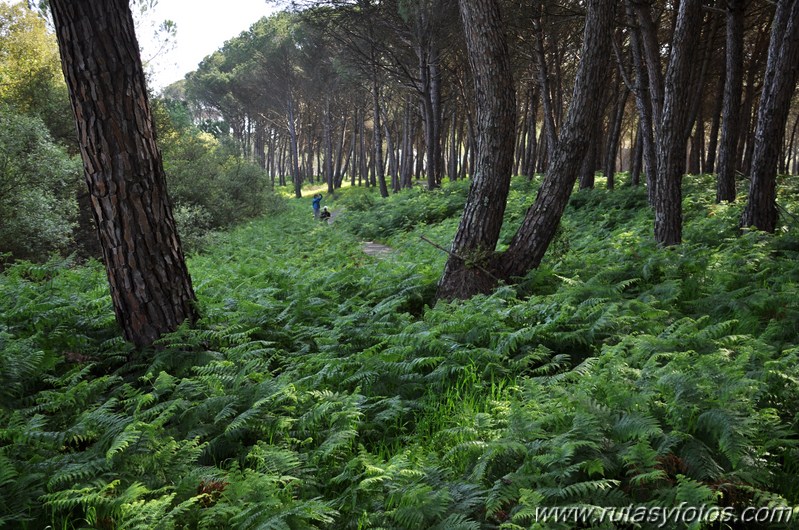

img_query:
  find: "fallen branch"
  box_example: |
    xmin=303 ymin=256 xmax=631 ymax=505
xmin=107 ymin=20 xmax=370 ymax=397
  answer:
xmin=419 ymin=235 xmax=500 ymax=281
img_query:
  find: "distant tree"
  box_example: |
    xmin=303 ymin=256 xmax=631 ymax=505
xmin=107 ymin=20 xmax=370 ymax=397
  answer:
xmin=740 ymin=0 xmax=799 ymax=232
xmin=50 ymin=0 xmax=198 ymax=347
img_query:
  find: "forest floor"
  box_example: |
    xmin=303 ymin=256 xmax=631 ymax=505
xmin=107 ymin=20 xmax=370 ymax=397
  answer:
xmin=3 ymin=174 xmax=799 ymax=529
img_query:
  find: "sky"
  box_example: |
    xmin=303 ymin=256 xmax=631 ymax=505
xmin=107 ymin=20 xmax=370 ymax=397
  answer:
xmin=136 ymin=0 xmax=281 ymax=91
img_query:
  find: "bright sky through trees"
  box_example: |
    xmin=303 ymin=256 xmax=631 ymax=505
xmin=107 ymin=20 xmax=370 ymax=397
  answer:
xmin=138 ymin=0 xmax=279 ymax=90
xmin=0 ymin=0 xmax=278 ymax=91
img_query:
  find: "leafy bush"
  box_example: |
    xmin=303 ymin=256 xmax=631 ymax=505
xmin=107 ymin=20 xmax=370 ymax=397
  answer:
xmin=0 ymin=107 xmax=81 ymax=263
xmin=157 ymin=99 xmax=280 ymax=237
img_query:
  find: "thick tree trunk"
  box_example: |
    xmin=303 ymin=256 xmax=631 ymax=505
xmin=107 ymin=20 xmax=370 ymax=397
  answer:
xmin=654 ymin=0 xmax=703 ymax=246
xmin=436 ymin=0 xmax=516 ymax=300
xmin=51 ymin=0 xmax=198 ymax=348
xmin=498 ymin=0 xmax=615 ymax=280
xmin=741 ymin=0 xmax=799 ymax=232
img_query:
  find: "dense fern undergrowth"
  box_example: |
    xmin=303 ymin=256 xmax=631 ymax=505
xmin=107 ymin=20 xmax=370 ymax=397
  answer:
xmin=2 ymin=175 xmax=799 ymax=529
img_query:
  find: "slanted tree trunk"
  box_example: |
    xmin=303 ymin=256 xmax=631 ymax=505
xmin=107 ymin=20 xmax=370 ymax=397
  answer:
xmin=741 ymin=0 xmax=799 ymax=232
xmin=51 ymin=0 xmax=198 ymax=348
xmin=498 ymin=0 xmax=615 ymax=280
xmin=654 ymin=0 xmax=703 ymax=246
xmin=436 ymin=0 xmax=516 ymax=300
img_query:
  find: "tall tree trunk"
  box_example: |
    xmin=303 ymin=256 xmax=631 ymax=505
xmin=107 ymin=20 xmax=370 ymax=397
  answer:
xmin=436 ymin=0 xmax=516 ymax=300
xmin=324 ymin=97 xmax=334 ymax=194
xmin=359 ymin=107 xmax=368 ymax=186
xmin=51 ymin=0 xmax=198 ymax=348
xmin=654 ymin=0 xmax=703 ymax=246
xmin=626 ymin=1 xmax=658 ymax=205
xmin=533 ymin=6 xmax=558 ymax=165
xmin=705 ymin=67 xmax=725 ymax=175
xmin=716 ymin=0 xmax=745 ymax=202
xmin=498 ymin=0 xmax=615 ymax=280
xmin=786 ymin=113 xmax=799 ymax=175
xmin=287 ymin=95 xmax=302 ymax=198
xmin=631 ymin=123 xmax=643 ymax=185
xmin=605 ymin=86 xmax=629 ymax=190
xmin=383 ymin=109 xmax=399 ymax=192
xmin=449 ymin=112 xmax=459 ymax=180
xmin=371 ymin=65 xmax=389 ymax=197
xmin=401 ymin=94 xmax=415 ymax=189
xmin=633 ymin=0 xmax=665 ymax=128
xmin=741 ymin=0 xmax=799 ymax=232
xmin=523 ymin=87 xmax=539 ymax=178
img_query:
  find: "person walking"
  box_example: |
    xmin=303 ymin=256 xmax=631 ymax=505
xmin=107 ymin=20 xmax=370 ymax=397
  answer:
xmin=312 ymin=193 xmax=322 ymax=219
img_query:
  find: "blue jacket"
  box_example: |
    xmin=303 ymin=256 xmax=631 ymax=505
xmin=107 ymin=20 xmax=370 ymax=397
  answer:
xmin=312 ymin=196 xmax=322 ymax=209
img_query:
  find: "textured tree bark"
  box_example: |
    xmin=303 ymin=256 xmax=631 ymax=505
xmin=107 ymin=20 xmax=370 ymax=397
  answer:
xmin=498 ymin=0 xmax=614 ymax=280
xmin=741 ymin=0 xmax=799 ymax=232
xmin=436 ymin=0 xmax=516 ymax=300
xmin=50 ymin=0 xmax=198 ymax=348
xmin=633 ymin=0 xmax=664 ymax=128
xmin=716 ymin=0 xmax=745 ymax=202
xmin=654 ymin=0 xmax=703 ymax=246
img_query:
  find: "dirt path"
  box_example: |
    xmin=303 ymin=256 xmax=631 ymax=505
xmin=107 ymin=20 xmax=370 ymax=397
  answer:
xmin=361 ymin=241 xmax=394 ymax=257
xmin=324 ymin=208 xmax=393 ymax=257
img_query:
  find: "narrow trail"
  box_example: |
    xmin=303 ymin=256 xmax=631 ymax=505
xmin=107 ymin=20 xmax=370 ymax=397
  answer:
xmin=361 ymin=241 xmax=394 ymax=257
xmin=323 ymin=208 xmax=394 ymax=257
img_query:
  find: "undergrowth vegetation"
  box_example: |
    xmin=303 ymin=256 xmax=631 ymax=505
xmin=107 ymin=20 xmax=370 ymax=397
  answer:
xmin=2 ymin=175 xmax=799 ymax=529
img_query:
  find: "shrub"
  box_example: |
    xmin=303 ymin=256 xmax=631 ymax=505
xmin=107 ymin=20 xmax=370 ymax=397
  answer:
xmin=0 ymin=106 xmax=81 ymax=263
xmin=160 ymin=127 xmax=271 ymax=230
